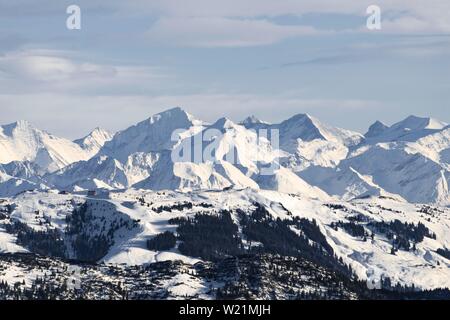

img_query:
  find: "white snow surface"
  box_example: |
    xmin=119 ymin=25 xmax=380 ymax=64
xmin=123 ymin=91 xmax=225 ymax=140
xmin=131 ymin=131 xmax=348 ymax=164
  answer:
xmin=74 ymin=127 xmax=114 ymax=158
xmin=0 ymin=120 xmax=111 ymax=173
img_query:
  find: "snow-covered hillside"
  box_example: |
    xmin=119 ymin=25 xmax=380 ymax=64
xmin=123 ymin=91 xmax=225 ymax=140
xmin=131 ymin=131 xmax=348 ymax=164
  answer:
xmin=1 ymin=189 xmax=449 ymax=292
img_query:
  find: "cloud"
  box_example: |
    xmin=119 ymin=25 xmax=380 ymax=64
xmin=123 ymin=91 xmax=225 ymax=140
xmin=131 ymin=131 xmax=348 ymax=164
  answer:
xmin=0 ymin=50 xmax=114 ymax=82
xmin=146 ymin=16 xmax=323 ymax=47
xmin=129 ymin=0 xmax=450 ymax=35
xmin=114 ymin=0 xmax=365 ymax=17
xmin=352 ymin=38 xmax=450 ymax=59
xmin=278 ymin=54 xmax=371 ymax=68
xmin=1 ymin=1 xmax=449 ymax=50
xmin=272 ymin=40 xmax=450 ymax=71
xmin=379 ymin=16 xmax=450 ymax=34
xmin=140 ymin=1 xmax=450 ymax=47
xmin=0 ymin=49 xmax=170 ymax=95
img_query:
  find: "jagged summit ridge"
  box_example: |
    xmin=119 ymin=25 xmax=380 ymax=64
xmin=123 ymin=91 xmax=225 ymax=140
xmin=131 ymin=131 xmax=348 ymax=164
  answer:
xmin=364 ymin=115 xmax=448 ymax=143
xmin=0 ymin=109 xmax=449 ymax=205
xmin=98 ymin=107 xmax=203 ymax=162
xmin=365 ymin=120 xmax=389 ymax=138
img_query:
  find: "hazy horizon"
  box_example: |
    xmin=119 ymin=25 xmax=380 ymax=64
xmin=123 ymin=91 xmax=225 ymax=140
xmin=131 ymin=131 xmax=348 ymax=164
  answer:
xmin=0 ymin=1 xmax=449 ymax=138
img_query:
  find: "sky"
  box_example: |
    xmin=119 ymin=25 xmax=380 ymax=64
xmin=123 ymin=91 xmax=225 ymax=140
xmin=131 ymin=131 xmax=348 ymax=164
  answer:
xmin=0 ymin=0 xmax=449 ymax=139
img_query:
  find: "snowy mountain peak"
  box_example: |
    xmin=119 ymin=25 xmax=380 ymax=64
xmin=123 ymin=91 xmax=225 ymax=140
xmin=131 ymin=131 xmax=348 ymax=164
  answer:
xmin=147 ymin=107 xmax=197 ymax=125
xmin=94 ymin=127 xmax=111 ymax=135
xmin=0 ymin=120 xmax=99 ymax=173
xmin=394 ymin=115 xmax=447 ymax=131
xmin=278 ymin=113 xmax=324 ymax=141
xmin=13 ymin=119 xmax=32 ymax=127
xmin=282 ymin=113 xmax=315 ymax=125
xmin=99 ymin=107 xmax=202 ymax=162
xmin=278 ymin=113 xmax=363 ymax=146
xmin=0 ymin=120 xmax=35 ymax=137
xmin=74 ymin=127 xmax=114 ymax=157
xmin=364 ymin=115 xmax=449 ymax=143
xmin=365 ymin=120 xmax=389 ymax=138
xmin=75 ymin=127 xmax=112 ymax=143
xmin=211 ymin=117 xmax=238 ymax=130
xmin=241 ymin=115 xmax=269 ymax=126
xmin=0 ymin=120 xmax=43 ymax=164
xmin=240 ymin=115 xmax=271 ymax=131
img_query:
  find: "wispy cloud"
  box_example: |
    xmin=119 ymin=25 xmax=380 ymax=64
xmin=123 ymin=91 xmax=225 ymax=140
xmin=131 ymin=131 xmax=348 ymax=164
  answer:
xmin=0 ymin=49 xmax=171 ymax=95
xmin=146 ymin=17 xmax=324 ymax=47
xmin=268 ymin=36 xmax=450 ymax=70
xmin=134 ymin=0 xmax=450 ymax=36
xmin=3 ymin=1 xmax=449 ymax=49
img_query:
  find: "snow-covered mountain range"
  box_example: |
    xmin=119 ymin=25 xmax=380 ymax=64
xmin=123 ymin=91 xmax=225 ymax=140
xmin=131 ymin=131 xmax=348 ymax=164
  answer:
xmin=1 ymin=107 xmax=449 ymax=206
xmin=1 ymin=108 xmax=450 ymax=298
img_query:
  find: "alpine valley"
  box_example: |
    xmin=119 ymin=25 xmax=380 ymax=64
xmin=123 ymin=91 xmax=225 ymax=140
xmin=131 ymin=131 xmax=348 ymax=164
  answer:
xmin=0 ymin=107 xmax=449 ymax=300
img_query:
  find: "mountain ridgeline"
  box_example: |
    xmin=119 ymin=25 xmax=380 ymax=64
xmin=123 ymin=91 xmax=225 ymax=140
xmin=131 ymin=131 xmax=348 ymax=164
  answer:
xmin=1 ymin=107 xmax=449 ymax=205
